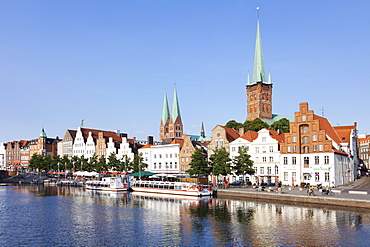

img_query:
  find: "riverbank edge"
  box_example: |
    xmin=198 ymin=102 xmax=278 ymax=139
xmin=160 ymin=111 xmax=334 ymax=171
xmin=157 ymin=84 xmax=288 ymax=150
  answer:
xmin=217 ymin=189 xmax=370 ymax=209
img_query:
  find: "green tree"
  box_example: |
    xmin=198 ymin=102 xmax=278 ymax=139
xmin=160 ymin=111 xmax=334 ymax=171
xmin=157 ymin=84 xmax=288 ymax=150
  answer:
xmin=209 ymin=147 xmax=232 ymax=176
xmin=59 ymin=155 xmax=71 ymax=172
xmin=186 ymin=147 xmax=210 ymax=177
xmin=96 ymin=156 xmax=109 ymax=173
xmin=131 ymin=153 xmax=147 ymax=173
xmin=107 ymin=153 xmax=121 ymax=171
xmin=78 ymin=155 xmax=88 ymax=171
xmin=51 ymin=155 xmax=60 ymax=172
xmin=270 ymin=118 xmax=290 ymax=133
xmin=225 ymin=120 xmax=243 ymax=130
xmin=243 ymin=118 xmax=269 ymax=132
xmin=117 ymin=155 xmax=132 ymax=173
xmin=87 ymin=154 xmax=98 ymax=172
xmin=233 ymin=146 xmax=255 ymax=180
xmin=29 ymin=153 xmax=44 ymax=171
xmin=71 ymin=156 xmax=79 ymax=172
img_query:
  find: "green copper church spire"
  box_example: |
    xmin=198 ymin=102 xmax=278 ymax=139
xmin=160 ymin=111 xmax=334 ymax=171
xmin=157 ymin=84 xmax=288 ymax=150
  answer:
xmin=171 ymin=87 xmax=181 ymax=121
xmin=252 ymin=14 xmax=267 ymax=84
xmin=161 ymin=91 xmax=170 ymax=124
xmin=39 ymin=128 xmax=47 ymax=138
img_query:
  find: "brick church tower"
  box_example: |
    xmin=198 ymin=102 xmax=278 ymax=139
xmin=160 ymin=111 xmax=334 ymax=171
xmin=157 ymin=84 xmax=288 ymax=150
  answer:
xmin=160 ymin=88 xmax=183 ymax=142
xmin=246 ymin=15 xmax=273 ymax=121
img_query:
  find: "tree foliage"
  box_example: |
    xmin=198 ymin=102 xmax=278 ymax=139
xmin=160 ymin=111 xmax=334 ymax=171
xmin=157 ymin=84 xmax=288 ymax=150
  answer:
xmin=269 ymin=118 xmax=290 ymax=133
xmin=224 ymin=118 xmax=290 ymax=133
xmin=209 ymin=147 xmax=232 ymax=176
xmin=244 ymin=118 xmax=269 ymax=132
xmin=186 ymin=147 xmax=210 ymax=177
xmin=233 ymin=146 xmax=255 ymax=176
xmin=131 ymin=153 xmax=147 ymax=173
xmin=225 ymin=120 xmax=243 ymax=130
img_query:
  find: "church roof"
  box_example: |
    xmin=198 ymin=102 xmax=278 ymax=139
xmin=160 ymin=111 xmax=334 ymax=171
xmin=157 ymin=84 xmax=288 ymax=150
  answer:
xmin=171 ymin=87 xmax=181 ymax=121
xmin=39 ymin=128 xmax=47 ymax=138
xmin=161 ymin=92 xmax=170 ymax=124
xmin=252 ymin=17 xmax=269 ymax=85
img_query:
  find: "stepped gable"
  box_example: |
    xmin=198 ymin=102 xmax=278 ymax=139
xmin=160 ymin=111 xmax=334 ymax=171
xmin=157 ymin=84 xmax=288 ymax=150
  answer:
xmin=313 ymin=115 xmax=342 ymax=145
xmin=80 ymin=128 xmax=122 ymax=143
xmin=267 ymin=128 xmax=285 ymax=143
xmin=220 ymin=126 xmax=240 ymax=143
xmin=240 ymin=130 xmax=258 ymax=142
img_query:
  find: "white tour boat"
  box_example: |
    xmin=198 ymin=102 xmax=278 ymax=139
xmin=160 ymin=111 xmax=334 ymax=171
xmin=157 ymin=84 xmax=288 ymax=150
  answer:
xmin=86 ymin=176 xmax=129 ymax=192
xmin=131 ymin=180 xmax=213 ymax=197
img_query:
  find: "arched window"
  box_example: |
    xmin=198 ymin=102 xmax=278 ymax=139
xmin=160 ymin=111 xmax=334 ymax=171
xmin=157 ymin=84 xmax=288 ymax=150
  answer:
xmin=302 ymin=136 xmax=309 ymax=144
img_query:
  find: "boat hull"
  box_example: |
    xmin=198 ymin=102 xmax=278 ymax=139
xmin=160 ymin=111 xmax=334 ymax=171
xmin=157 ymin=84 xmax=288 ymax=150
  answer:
xmin=131 ymin=186 xmax=212 ymax=197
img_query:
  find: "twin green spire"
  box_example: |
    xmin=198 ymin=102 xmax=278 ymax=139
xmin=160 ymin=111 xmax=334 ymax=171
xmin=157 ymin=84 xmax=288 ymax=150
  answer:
xmin=161 ymin=87 xmax=181 ymax=123
xmin=248 ymin=15 xmax=272 ymax=86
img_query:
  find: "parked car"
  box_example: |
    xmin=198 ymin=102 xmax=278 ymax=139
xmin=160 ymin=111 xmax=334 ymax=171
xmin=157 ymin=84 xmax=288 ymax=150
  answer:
xmin=230 ymin=180 xmax=242 ymax=186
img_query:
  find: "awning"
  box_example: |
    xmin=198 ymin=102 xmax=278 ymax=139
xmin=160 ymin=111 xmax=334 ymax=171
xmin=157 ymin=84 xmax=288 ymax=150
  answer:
xmin=129 ymin=171 xmax=157 ymax=177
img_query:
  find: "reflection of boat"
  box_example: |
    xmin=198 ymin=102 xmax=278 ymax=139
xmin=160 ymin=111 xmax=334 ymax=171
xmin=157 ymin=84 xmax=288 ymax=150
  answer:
xmin=57 ymin=180 xmax=84 ymax=186
xmin=131 ymin=180 xmax=213 ymax=197
xmin=86 ymin=176 xmax=129 ymax=192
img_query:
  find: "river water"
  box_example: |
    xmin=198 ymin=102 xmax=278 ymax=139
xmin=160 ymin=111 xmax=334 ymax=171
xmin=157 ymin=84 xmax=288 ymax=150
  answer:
xmin=1 ymin=184 xmax=370 ymax=246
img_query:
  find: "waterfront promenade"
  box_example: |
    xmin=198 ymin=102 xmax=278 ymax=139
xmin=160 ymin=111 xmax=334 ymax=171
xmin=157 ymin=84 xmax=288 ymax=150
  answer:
xmin=217 ymin=177 xmax=370 ymax=209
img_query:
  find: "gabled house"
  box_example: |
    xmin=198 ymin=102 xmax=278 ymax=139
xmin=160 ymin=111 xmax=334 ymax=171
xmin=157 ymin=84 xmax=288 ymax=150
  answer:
xmin=280 ymin=102 xmax=355 ymax=187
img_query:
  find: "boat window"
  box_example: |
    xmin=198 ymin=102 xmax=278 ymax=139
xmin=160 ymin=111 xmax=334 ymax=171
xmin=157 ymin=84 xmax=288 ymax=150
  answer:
xmin=163 ymin=185 xmax=168 ymax=189
xmin=169 ymin=185 xmax=174 ymax=190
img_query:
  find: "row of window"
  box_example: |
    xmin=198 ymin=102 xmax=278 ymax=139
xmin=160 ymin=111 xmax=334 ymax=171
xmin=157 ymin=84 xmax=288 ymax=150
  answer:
xmin=287 ymin=144 xmax=324 ymax=153
xmin=282 ymin=171 xmax=330 ymax=182
xmin=258 ymin=166 xmax=278 ymax=175
xmin=153 ymin=153 xmax=178 ymax=159
xmin=153 ymin=162 xmax=178 ymax=170
xmin=283 ymin=156 xmax=330 ymax=165
xmin=254 ymin=146 xmax=274 ymax=153
xmin=255 ymin=157 xmax=275 ymax=163
xmin=291 ymin=134 xmax=318 ymax=143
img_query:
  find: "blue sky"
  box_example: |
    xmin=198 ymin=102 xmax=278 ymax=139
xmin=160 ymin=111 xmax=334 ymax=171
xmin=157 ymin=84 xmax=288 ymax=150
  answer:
xmin=1 ymin=1 xmax=370 ymax=142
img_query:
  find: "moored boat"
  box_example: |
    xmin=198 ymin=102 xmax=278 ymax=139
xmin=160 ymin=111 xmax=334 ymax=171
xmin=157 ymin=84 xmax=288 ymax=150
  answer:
xmin=86 ymin=176 xmax=129 ymax=192
xmin=131 ymin=180 xmax=213 ymax=197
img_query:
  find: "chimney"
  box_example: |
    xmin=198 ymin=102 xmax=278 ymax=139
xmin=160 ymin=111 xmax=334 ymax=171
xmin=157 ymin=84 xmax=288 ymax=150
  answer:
xmin=239 ymin=128 xmax=244 ymax=136
xmin=147 ymin=136 xmax=154 ymax=145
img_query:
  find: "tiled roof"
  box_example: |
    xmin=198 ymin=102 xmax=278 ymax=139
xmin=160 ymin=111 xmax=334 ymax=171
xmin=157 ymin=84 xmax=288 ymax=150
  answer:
xmin=220 ymin=126 xmax=240 ymax=142
xmin=333 ymin=125 xmax=355 ymax=143
xmin=333 ymin=147 xmax=350 ymax=156
xmin=267 ymin=129 xmax=285 ymax=143
xmin=359 ymin=137 xmax=370 ymax=144
xmin=170 ymin=139 xmax=184 ymax=148
xmin=240 ymin=130 xmax=258 ymax=142
xmin=313 ymin=115 xmax=342 ymax=144
xmin=140 ymin=144 xmax=154 ymax=149
xmin=80 ymin=128 xmax=122 ymax=143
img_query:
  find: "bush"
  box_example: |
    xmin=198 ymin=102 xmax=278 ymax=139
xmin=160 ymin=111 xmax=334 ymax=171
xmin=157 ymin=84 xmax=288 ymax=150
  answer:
xmin=246 ymin=181 xmax=252 ymax=186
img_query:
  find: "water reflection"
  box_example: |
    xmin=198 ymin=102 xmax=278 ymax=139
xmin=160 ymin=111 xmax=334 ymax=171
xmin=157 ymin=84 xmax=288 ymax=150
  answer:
xmin=1 ymin=185 xmax=370 ymax=246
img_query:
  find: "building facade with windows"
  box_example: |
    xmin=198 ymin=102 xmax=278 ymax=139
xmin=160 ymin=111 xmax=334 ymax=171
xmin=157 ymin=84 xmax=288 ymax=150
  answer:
xmin=139 ymin=143 xmax=180 ymax=174
xmin=249 ymin=129 xmax=284 ymax=186
xmin=208 ymin=125 xmax=241 ymax=158
xmin=280 ymin=102 xmax=354 ymax=187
